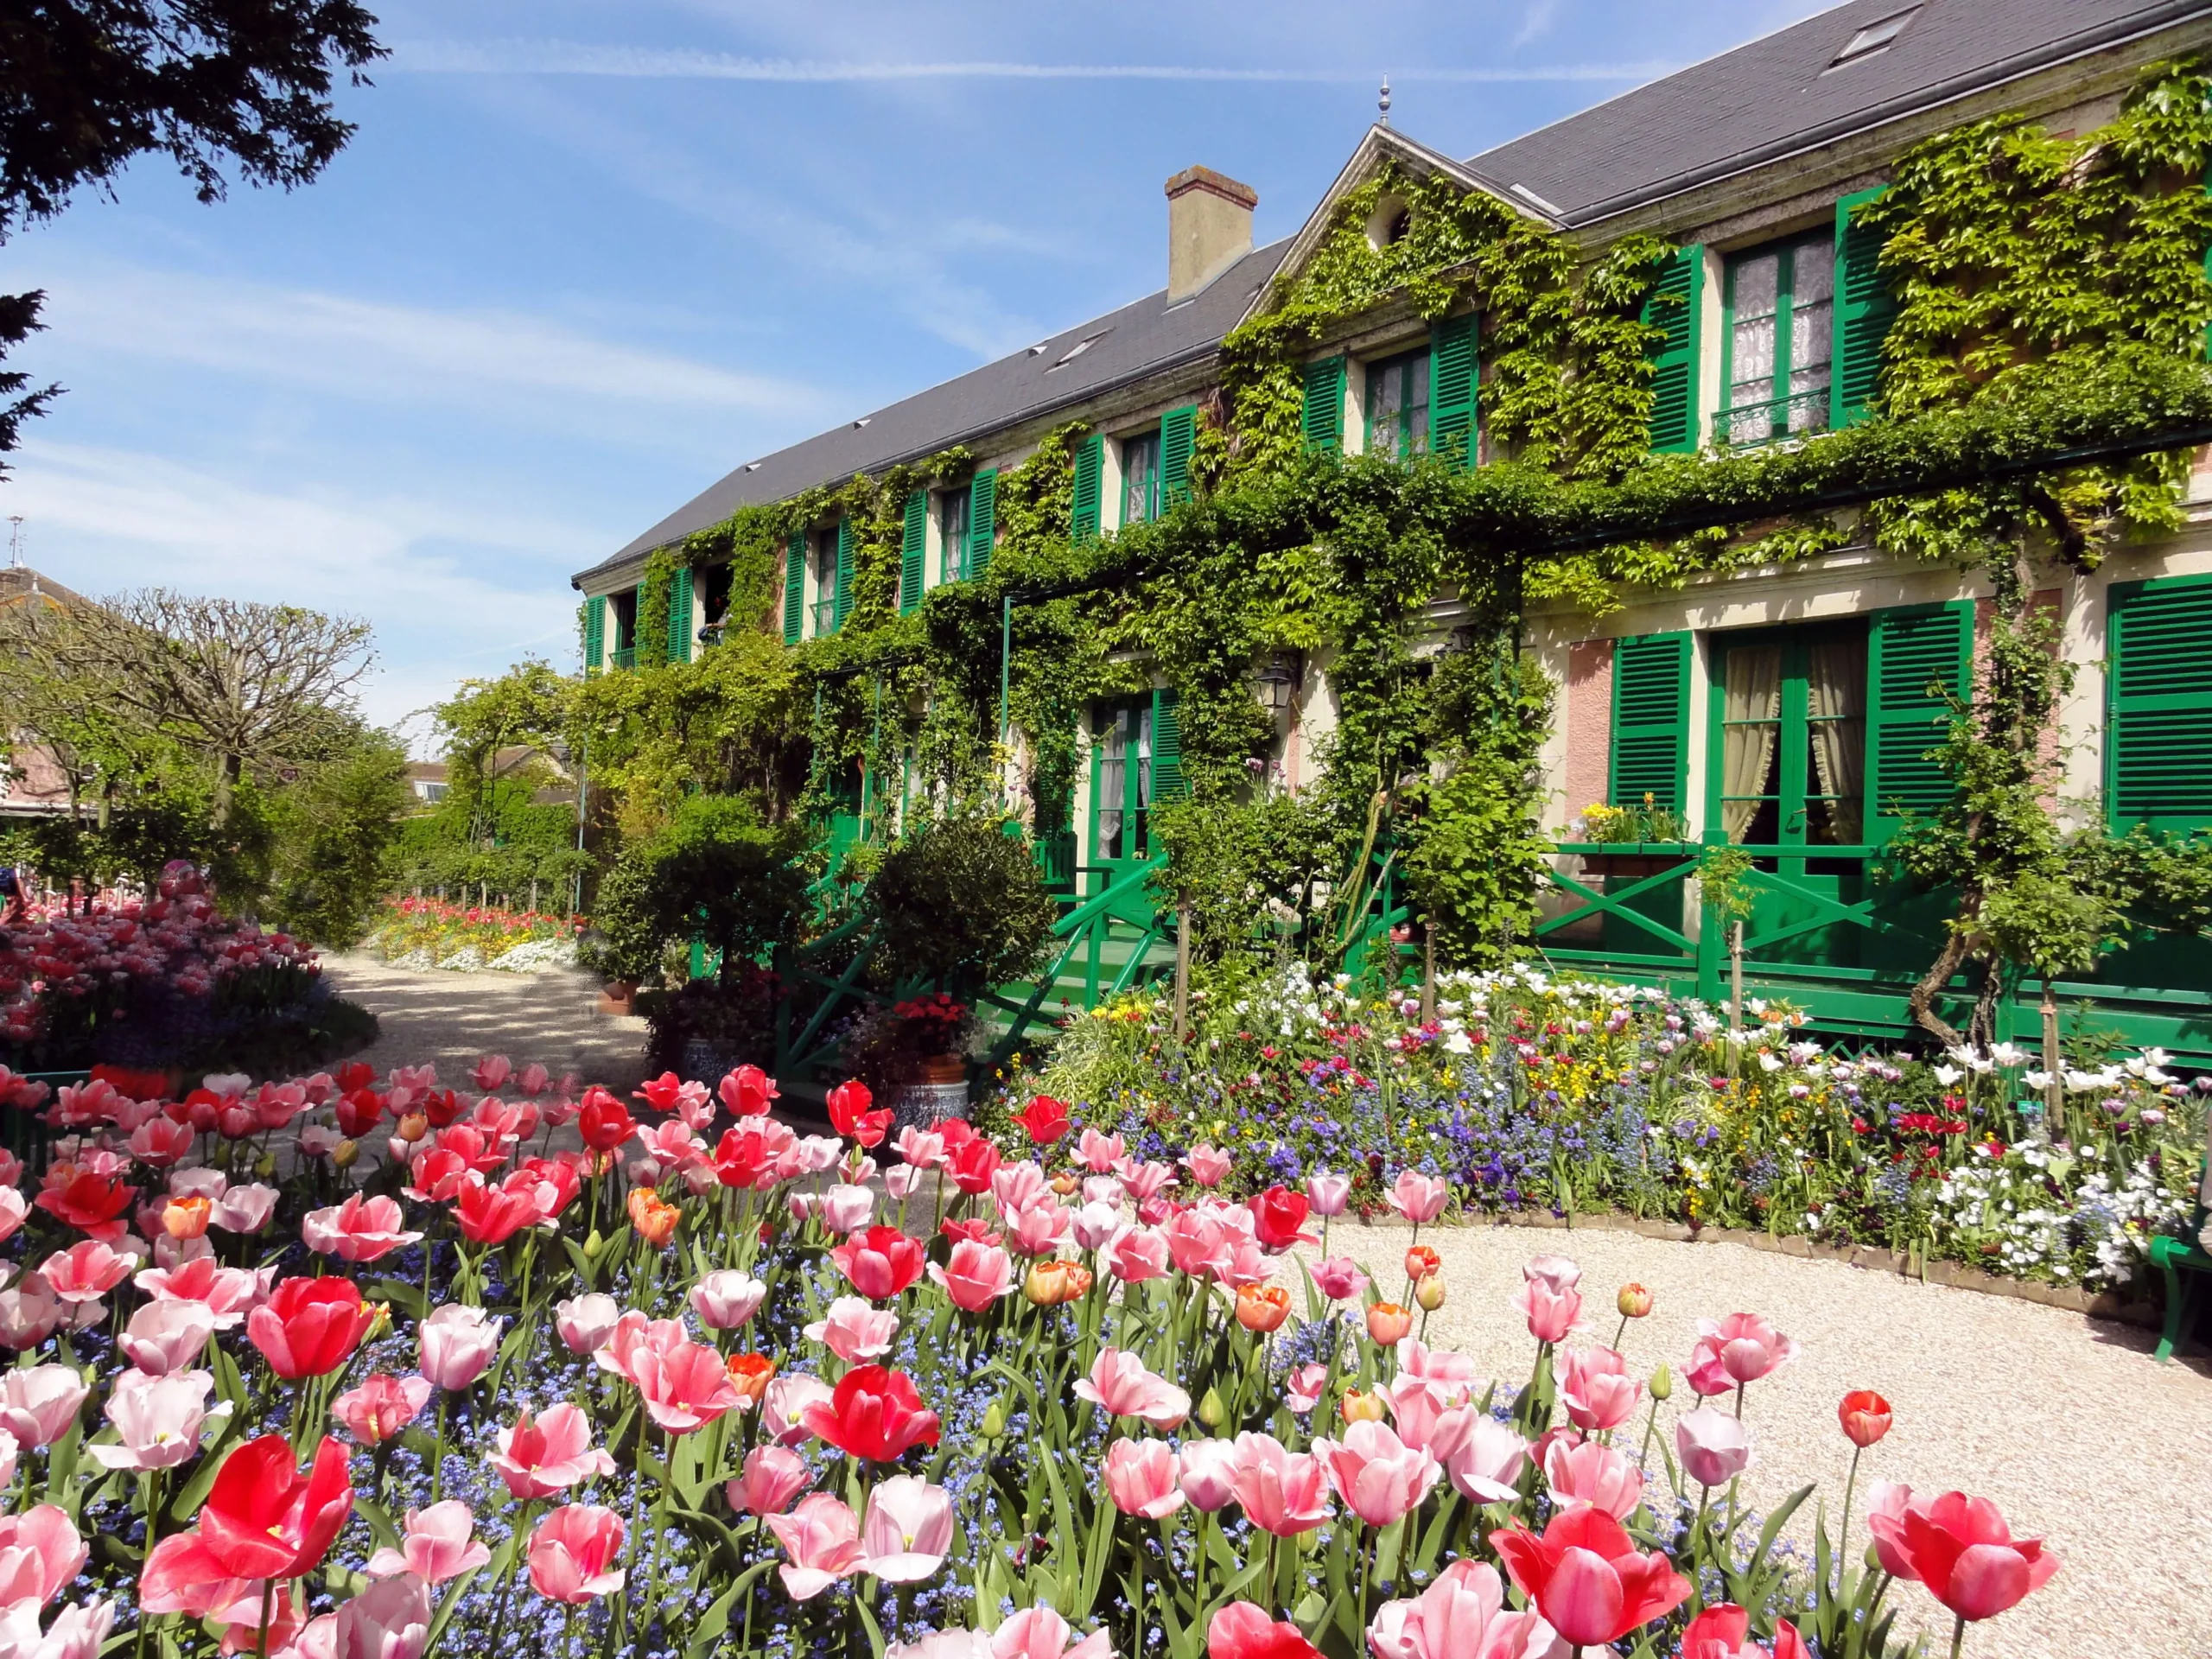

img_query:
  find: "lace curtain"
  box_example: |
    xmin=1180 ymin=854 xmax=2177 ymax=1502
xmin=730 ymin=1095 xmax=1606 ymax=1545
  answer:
xmin=1721 ymin=646 xmax=1782 ymax=842
xmin=1807 ymin=639 xmax=1866 ymax=843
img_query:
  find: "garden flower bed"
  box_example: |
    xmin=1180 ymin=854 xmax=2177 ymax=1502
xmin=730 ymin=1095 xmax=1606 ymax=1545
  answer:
xmin=363 ymin=896 xmax=584 ymax=972
xmin=0 ymin=1050 xmax=2072 ymax=1659
xmin=987 ymin=964 xmax=2209 ymax=1294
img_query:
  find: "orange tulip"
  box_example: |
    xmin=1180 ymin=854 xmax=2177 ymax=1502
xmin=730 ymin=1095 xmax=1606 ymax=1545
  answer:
xmin=1235 ymin=1285 xmax=1291 ymax=1333
xmin=1403 ymin=1244 xmax=1441 ymax=1283
xmin=1338 ymin=1389 xmax=1387 ymax=1424
xmin=162 ymin=1196 xmax=212 ymax=1241
xmin=726 ymin=1353 xmax=776 ymax=1404
xmin=627 ymin=1189 xmax=679 ymax=1249
xmin=1366 ymin=1301 xmax=1413 ymax=1345
xmin=1024 ymin=1260 xmax=1091 ymax=1306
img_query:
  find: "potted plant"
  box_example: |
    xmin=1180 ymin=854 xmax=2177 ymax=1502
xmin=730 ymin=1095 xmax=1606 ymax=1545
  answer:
xmin=1568 ymin=796 xmax=1694 ymax=881
xmin=897 ymin=991 xmax=973 ymax=1085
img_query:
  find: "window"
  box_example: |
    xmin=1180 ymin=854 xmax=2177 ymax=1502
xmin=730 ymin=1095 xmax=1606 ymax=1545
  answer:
xmin=1720 ymin=232 xmax=1834 ymax=446
xmin=1365 ymin=349 xmax=1431 ymax=460
xmin=1830 ymin=6 xmax=1917 ymax=67
xmin=417 ymin=781 xmax=448 ymax=804
xmin=810 ymin=529 xmax=839 ymax=639
xmin=1121 ymin=430 xmax=1161 ymax=526
xmin=700 ymin=563 xmax=734 ymax=629
xmin=609 ymin=589 xmax=639 ymax=668
xmin=940 ymin=487 xmax=970 ymax=585
xmin=1711 ymin=625 xmax=1867 ymax=847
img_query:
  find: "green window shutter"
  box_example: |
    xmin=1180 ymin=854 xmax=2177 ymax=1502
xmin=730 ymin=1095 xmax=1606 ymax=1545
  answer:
xmin=1608 ymin=632 xmax=1691 ymax=812
xmin=969 ymin=468 xmax=997 ymax=576
xmin=1867 ymin=601 xmax=1972 ymax=832
xmin=1160 ymin=406 xmax=1197 ymax=508
xmin=1151 ymin=688 xmax=1185 ymax=802
xmin=1832 ymin=188 xmax=1897 ymax=429
xmin=1071 ymin=436 xmax=1103 ymax=542
xmin=666 ymin=565 xmax=694 ymax=664
xmin=899 ymin=490 xmax=926 ymax=613
xmin=584 ymin=594 xmax=606 ymax=674
xmin=833 ymin=518 xmax=855 ymax=632
xmin=782 ymin=533 xmax=804 ymax=645
xmin=1642 ymin=246 xmax=1705 ymax=454
xmin=1300 ymin=357 xmax=1345 ymax=453
xmin=2108 ymin=575 xmax=2212 ymax=831
xmin=1429 ymin=312 xmax=1479 ymax=471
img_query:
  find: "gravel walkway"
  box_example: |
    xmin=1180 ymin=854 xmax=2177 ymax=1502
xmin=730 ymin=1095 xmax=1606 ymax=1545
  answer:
xmin=1306 ymin=1217 xmax=2211 ymax=1659
xmin=321 ymin=952 xmax=653 ymax=1096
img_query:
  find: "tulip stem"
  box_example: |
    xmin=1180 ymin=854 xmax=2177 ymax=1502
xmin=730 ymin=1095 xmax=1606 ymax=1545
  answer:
xmin=252 ymin=1575 xmax=276 ymax=1659
xmin=1948 ymin=1613 xmax=1965 ymax=1659
xmin=1834 ymin=1444 xmax=1864 ymax=1595
xmin=1637 ymin=1395 xmax=1660 ymax=1469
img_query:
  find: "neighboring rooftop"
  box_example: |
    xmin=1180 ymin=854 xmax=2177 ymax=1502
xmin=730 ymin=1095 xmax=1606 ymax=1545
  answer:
xmin=1465 ymin=0 xmax=2210 ymax=227
xmin=0 ymin=565 xmax=90 ymax=613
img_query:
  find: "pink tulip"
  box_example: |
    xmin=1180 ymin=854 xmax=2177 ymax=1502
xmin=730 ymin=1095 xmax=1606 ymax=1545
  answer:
xmin=490 ymin=1403 xmax=616 ymax=1499
xmin=991 ymin=1607 xmax=1113 ymax=1659
xmin=473 ymin=1054 xmax=512 ymax=1092
xmin=1104 ymin=1438 xmax=1185 ymax=1519
xmin=1511 ymin=1281 xmax=1583 ymax=1345
xmin=1002 ymin=1200 xmax=1070 ymax=1259
xmin=767 ymin=1492 xmax=866 ymax=1600
xmin=1118 ymin=1159 xmax=1176 ymax=1205
xmin=1306 ymin=1171 xmax=1351 ymax=1217
xmin=625 ymin=1334 xmax=743 ymax=1435
xmin=804 ymin=1296 xmax=901 ymax=1363
xmin=1177 ymin=1437 xmax=1240 ymax=1512
xmin=120 ymin=1299 xmax=215 ymax=1376
xmin=1379 ymin=1374 xmax=1465 ymax=1455
xmin=417 ymin=1304 xmax=502 ymax=1392
xmin=1398 ymin=1339 xmax=1479 ymax=1386
xmin=821 ymin=1184 xmax=877 ymax=1235
xmin=1230 ymin=1432 xmax=1332 ymax=1536
xmin=1865 ymin=1482 xmax=1919 ymax=1578
xmin=928 ymin=1241 xmax=1017 ymax=1312
xmin=86 ymin=1369 xmax=221 ymax=1471
xmin=302 ymin=1194 xmax=423 ymax=1264
xmin=0 ymin=1187 xmax=26 ymax=1245
xmin=859 ymin=1476 xmax=955 ymax=1582
xmin=763 ymin=1374 xmax=834 ymax=1446
xmin=208 ymin=1183 xmax=277 ymax=1234
xmin=129 ymin=1117 xmax=195 ymax=1166
xmin=1675 ymin=1406 xmax=1753 ymax=1489
xmin=1313 ymin=1420 xmax=1440 ymax=1528
xmin=728 ymin=1444 xmax=812 ymax=1517
xmin=1182 ymin=1144 xmax=1233 ymax=1187
xmin=16 ymin=1598 xmax=115 ymax=1659
xmin=1558 ymin=1346 xmax=1641 ymax=1432
xmin=1867 ymin=1490 xmax=2061 ymax=1621
xmin=1284 ymin=1363 xmax=1328 ymax=1414
xmin=1389 ymin=1169 xmax=1448 ymax=1224
xmin=133 ymin=1256 xmax=265 ymax=1331
xmin=0 ymin=1507 xmax=86 ymax=1607
xmin=990 ymin=1161 xmax=1047 ymax=1216
xmin=1076 ymin=1128 xmax=1125 ymax=1173
xmin=528 ymin=1505 xmax=626 ymax=1604
xmin=1445 ymin=1417 xmax=1530 ymax=1505
xmin=1072 ymin=1348 xmax=1191 ymax=1430
xmin=366 ymin=1501 xmax=491 ymax=1584
xmin=1105 ymin=1228 xmax=1169 ymax=1283
xmin=554 ymin=1294 xmax=621 ymax=1356
xmin=689 ymin=1270 xmax=768 ymax=1332
xmin=893 ymin=1127 xmax=944 ymax=1169
xmin=329 ymin=1377 xmax=431 ymax=1452
xmin=0 ymin=1365 xmax=86 ymax=1449
xmin=1209 ymin=1601 xmax=1316 ymax=1659
xmin=1543 ymin=1437 xmax=1643 ymax=1521
xmin=1521 ymin=1255 xmax=1582 ymax=1296
xmin=1309 ymin=1256 xmax=1370 ymax=1302
xmin=1070 ymin=1202 xmax=1123 ymax=1254
xmin=1688 ymin=1313 xmax=1799 ymax=1393
xmin=37 ymin=1241 xmax=131 ymax=1305
xmin=1366 ymin=1558 xmax=1562 ymax=1659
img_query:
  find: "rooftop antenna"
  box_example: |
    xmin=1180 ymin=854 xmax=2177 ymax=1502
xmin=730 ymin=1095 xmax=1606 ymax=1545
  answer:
xmin=5 ymin=517 xmax=21 ymax=569
xmin=1378 ymin=73 xmax=1392 ymax=129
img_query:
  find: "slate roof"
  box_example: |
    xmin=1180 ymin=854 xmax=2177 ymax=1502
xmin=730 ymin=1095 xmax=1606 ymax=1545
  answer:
xmin=1465 ymin=0 xmax=2212 ymax=227
xmin=577 ymin=0 xmax=2210 ymax=588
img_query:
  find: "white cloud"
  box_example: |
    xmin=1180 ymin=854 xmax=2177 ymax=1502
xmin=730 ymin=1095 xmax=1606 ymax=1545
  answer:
xmin=31 ymin=262 xmax=824 ymax=425
xmin=1514 ymin=1 xmax=1564 ymax=48
xmin=390 ymin=38 xmax=1669 ymax=85
xmin=4 ymin=439 xmax=598 ymax=732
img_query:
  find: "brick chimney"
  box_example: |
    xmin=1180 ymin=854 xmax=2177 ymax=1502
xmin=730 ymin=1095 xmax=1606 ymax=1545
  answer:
xmin=1165 ymin=166 xmax=1257 ymax=302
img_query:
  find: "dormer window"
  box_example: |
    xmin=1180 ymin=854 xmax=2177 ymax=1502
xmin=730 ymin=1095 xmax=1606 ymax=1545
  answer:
xmin=1364 ymin=195 xmax=1412 ymax=251
xmin=1829 ymin=6 xmax=1917 ymax=67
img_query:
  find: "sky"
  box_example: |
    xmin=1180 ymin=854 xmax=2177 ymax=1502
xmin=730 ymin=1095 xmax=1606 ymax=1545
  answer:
xmin=0 ymin=0 xmax=1838 ymax=750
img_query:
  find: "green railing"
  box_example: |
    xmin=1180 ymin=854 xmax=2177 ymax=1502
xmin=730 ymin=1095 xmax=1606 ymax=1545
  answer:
xmin=610 ymin=645 xmax=637 ymax=670
xmin=1536 ymin=839 xmax=2212 ymax=1058
xmin=1712 ymin=386 xmax=1830 ymax=448
xmin=982 ymin=861 xmax=1175 ymax=1067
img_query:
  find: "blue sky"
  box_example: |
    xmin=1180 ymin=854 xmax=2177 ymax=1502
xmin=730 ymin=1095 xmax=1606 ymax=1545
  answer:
xmin=0 ymin=0 xmax=1833 ymax=747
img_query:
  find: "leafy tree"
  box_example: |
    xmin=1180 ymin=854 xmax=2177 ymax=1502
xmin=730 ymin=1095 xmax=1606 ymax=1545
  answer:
xmin=260 ymin=721 xmax=409 ymax=943
xmin=0 ymin=0 xmax=384 ymax=474
xmin=582 ymin=795 xmax=811 ymax=985
xmin=866 ymin=815 xmax=1055 ymax=998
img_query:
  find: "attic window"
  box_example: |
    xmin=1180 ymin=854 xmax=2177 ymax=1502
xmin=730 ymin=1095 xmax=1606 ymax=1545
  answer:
xmin=1830 ymin=6 xmax=1918 ymax=67
xmin=1364 ymin=195 xmax=1412 ymax=251
xmin=1047 ymin=328 xmax=1112 ymax=371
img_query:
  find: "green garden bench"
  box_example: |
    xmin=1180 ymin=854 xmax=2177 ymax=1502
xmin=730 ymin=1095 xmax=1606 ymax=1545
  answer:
xmin=2150 ymin=1112 xmax=2212 ymax=1361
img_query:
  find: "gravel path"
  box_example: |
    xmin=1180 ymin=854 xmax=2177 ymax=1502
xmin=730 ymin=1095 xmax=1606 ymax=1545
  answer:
xmin=1304 ymin=1217 xmax=2212 ymax=1659
xmin=321 ymin=952 xmax=653 ymax=1096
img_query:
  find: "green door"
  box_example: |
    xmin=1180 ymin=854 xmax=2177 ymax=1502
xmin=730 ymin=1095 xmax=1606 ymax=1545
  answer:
xmin=1707 ymin=624 xmax=1870 ymax=968
xmin=1087 ymin=697 xmax=1158 ymax=893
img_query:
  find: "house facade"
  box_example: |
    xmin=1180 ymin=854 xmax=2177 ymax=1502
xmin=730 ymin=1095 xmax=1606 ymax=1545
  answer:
xmin=571 ymin=0 xmax=2212 ymax=1055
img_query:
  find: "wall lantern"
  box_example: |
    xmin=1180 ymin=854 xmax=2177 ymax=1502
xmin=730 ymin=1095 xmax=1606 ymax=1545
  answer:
xmin=1255 ymin=655 xmax=1300 ymax=713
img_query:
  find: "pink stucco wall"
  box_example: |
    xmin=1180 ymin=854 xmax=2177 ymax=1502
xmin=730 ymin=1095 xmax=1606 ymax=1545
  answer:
xmin=1565 ymin=639 xmax=1613 ymax=824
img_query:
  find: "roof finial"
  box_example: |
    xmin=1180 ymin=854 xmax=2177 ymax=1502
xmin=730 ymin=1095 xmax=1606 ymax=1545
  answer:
xmin=1378 ymin=73 xmax=1392 ymax=128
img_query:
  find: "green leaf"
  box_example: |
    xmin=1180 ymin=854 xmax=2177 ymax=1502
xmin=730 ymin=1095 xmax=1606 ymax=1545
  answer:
xmin=685 ymin=1559 xmax=777 ymax=1659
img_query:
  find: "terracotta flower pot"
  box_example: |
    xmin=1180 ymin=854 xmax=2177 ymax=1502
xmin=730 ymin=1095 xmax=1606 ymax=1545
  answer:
xmin=916 ymin=1053 xmax=967 ymax=1086
xmin=1577 ymin=849 xmax=1691 ymax=883
xmin=597 ymin=979 xmax=640 ymax=1016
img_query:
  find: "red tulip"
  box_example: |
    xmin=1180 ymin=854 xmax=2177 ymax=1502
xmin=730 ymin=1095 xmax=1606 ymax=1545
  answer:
xmin=33 ymin=1165 xmax=134 ymax=1243
xmin=714 ymin=1127 xmax=774 ymax=1189
xmin=194 ymin=1434 xmax=354 ymax=1580
xmin=454 ymin=1173 xmax=540 ymax=1245
xmin=1681 ymin=1605 xmax=1812 ymax=1659
xmin=826 ymin=1080 xmax=892 ymax=1147
xmin=1489 ymin=1506 xmax=1692 ymax=1649
xmin=576 ymin=1088 xmax=635 ymax=1153
xmin=1866 ymin=1491 xmax=2060 ymax=1622
xmin=719 ymin=1065 xmax=779 ymax=1117
xmin=247 ymin=1277 xmax=377 ymax=1380
xmin=1206 ymin=1600 xmax=1321 ymax=1659
xmin=1012 ymin=1095 xmax=1071 ymax=1144
xmin=830 ymin=1227 xmax=925 ymax=1300
xmin=1247 ymin=1185 xmax=1314 ymax=1253
xmin=1838 ymin=1389 xmax=1892 ymax=1448
xmin=798 ymin=1364 xmax=941 ymax=1461
xmin=944 ymin=1137 xmax=1001 ymax=1196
